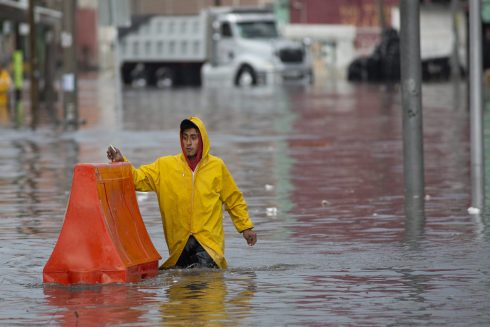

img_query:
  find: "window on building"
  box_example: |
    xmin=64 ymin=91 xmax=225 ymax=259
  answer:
xmin=133 ymin=41 xmax=139 ymax=55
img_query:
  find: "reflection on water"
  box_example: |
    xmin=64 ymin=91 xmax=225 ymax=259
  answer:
xmin=1 ymin=75 xmax=490 ymax=325
xmin=160 ymin=270 xmax=230 ymax=325
xmin=404 ymin=207 xmax=426 ymax=246
xmin=40 ymin=269 xmax=257 ymax=326
xmin=44 ymin=284 xmax=155 ymax=326
xmin=0 ymin=105 xmax=9 ymax=127
xmin=158 ymin=269 xmax=255 ymax=325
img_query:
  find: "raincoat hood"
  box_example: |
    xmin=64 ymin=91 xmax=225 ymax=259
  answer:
xmin=180 ymin=116 xmax=210 ymax=171
xmin=181 ymin=116 xmax=210 ymax=156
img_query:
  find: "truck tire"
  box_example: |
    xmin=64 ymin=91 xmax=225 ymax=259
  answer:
xmin=130 ymin=63 xmax=148 ymax=88
xmin=155 ymin=67 xmax=174 ymax=88
xmin=235 ymin=65 xmax=257 ymax=87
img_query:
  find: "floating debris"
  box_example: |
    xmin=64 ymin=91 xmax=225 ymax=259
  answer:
xmin=137 ymin=192 xmax=149 ymax=202
xmin=266 ymin=207 xmax=278 ymax=216
xmin=321 ymin=200 xmax=330 ymax=207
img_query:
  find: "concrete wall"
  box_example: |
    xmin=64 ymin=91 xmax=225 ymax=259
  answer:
xmin=283 ymin=24 xmax=356 ymax=78
xmin=130 ymin=0 xmax=274 ymax=16
xmin=289 ymin=0 xmax=398 ymax=26
xmin=77 ymin=9 xmax=98 ymax=70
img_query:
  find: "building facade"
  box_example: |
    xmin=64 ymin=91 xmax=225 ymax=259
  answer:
xmin=130 ymin=0 xmax=274 ymax=16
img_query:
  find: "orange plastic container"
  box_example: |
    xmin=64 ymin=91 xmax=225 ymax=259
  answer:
xmin=43 ymin=163 xmax=161 ymax=284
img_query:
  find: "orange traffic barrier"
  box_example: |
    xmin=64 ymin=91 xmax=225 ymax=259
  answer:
xmin=43 ymin=162 xmax=161 ymax=284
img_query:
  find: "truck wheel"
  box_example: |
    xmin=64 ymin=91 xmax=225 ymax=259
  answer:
xmin=130 ymin=63 xmax=148 ymax=88
xmin=155 ymin=67 xmax=174 ymax=88
xmin=235 ymin=66 xmax=257 ymax=87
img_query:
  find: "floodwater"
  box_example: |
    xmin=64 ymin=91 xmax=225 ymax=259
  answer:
xmin=1 ymin=73 xmax=490 ymax=326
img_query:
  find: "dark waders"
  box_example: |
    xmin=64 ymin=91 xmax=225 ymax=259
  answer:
xmin=176 ymin=235 xmax=218 ymax=269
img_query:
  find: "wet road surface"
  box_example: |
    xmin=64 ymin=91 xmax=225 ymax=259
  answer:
xmin=1 ymin=74 xmax=490 ymax=326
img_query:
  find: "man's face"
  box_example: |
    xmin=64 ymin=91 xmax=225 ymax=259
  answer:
xmin=182 ymin=128 xmax=200 ymax=158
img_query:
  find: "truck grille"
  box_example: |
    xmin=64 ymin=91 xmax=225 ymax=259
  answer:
xmin=279 ymin=48 xmax=304 ymax=63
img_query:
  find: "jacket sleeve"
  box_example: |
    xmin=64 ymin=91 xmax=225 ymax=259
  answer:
xmin=220 ymin=162 xmax=254 ymax=233
xmin=124 ymin=157 xmax=160 ymax=192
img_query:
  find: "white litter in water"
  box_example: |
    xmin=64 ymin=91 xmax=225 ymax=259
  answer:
xmin=266 ymin=207 xmax=278 ymax=216
xmin=265 ymin=184 xmax=274 ymax=191
xmin=425 ymin=194 xmax=431 ymax=200
xmin=467 ymin=207 xmax=480 ymax=215
xmin=321 ymin=200 xmax=330 ymax=207
xmin=137 ymin=192 xmax=149 ymax=202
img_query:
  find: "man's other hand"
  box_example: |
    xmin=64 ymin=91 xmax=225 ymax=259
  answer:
xmin=107 ymin=146 xmax=124 ymax=162
xmin=242 ymin=228 xmax=257 ymax=246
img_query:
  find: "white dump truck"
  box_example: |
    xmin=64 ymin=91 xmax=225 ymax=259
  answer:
xmin=118 ymin=7 xmax=313 ymax=87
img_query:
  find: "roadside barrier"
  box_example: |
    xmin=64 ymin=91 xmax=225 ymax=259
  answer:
xmin=43 ymin=163 xmax=161 ymax=284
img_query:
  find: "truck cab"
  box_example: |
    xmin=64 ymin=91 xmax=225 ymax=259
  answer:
xmin=203 ymin=8 xmax=313 ymax=87
xmin=118 ymin=7 xmax=312 ymax=88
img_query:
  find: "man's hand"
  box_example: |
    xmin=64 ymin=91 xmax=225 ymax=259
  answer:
xmin=107 ymin=145 xmax=124 ymax=163
xmin=242 ymin=228 xmax=257 ymax=246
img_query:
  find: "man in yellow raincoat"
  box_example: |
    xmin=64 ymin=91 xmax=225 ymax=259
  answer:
xmin=0 ymin=63 xmax=12 ymax=108
xmin=107 ymin=116 xmax=257 ymax=269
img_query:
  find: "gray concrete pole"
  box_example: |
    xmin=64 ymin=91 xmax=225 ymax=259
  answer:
xmin=28 ymin=0 xmax=39 ymax=129
xmin=44 ymin=29 xmax=58 ymax=123
xmin=62 ymin=0 xmax=79 ymax=129
xmin=109 ymin=0 xmax=123 ymax=114
xmin=469 ymin=0 xmax=484 ymax=210
xmin=450 ymin=0 xmax=461 ymax=79
xmin=400 ymin=0 xmax=425 ymax=214
xmin=377 ymin=0 xmax=386 ymax=31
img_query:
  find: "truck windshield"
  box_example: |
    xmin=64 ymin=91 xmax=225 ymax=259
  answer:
xmin=236 ymin=21 xmax=278 ymax=39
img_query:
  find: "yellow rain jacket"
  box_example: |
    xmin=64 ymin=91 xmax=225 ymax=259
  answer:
xmin=0 ymin=69 xmax=12 ymax=107
xmin=127 ymin=116 xmax=254 ymax=269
